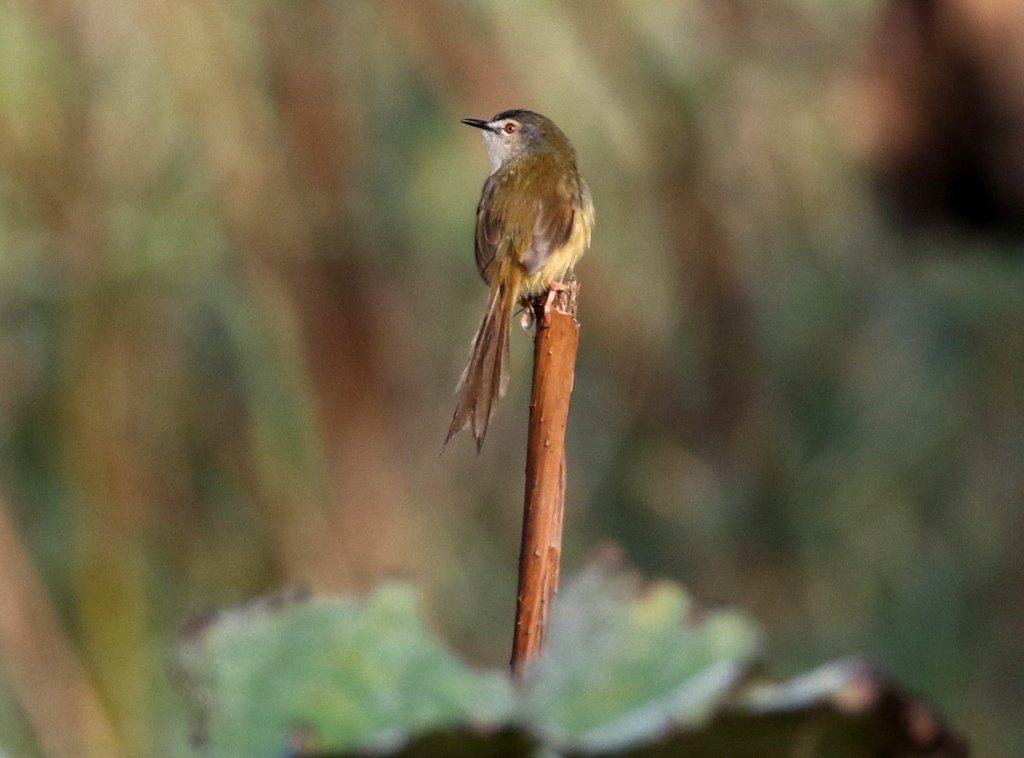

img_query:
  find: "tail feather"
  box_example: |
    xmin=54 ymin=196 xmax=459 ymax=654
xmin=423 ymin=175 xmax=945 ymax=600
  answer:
xmin=445 ymin=270 xmax=519 ymax=450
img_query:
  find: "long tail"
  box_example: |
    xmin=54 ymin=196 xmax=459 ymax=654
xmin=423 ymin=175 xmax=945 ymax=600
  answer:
xmin=445 ymin=268 xmax=521 ymax=451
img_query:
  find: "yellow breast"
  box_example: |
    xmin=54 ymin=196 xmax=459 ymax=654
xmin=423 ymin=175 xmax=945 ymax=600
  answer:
xmin=521 ymin=185 xmax=594 ymax=296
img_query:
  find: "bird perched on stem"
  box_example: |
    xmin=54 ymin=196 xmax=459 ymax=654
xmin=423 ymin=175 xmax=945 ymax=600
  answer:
xmin=445 ymin=109 xmax=594 ymax=450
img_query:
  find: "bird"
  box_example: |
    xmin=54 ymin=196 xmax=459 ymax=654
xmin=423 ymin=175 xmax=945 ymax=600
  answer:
xmin=445 ymin=109 xmax=594 ymax=451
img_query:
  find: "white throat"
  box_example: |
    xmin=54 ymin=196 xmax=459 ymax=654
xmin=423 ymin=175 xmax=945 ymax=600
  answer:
xmin=482 ymin=132 xmax=511 ymax=174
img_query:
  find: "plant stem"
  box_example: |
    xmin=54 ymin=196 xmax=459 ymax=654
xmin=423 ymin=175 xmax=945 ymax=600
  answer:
xmin=511 ymin=281 xmax=579 ymax=678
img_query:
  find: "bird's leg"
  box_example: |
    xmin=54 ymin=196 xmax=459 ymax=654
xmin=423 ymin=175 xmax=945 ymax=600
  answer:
xmin=543 ymin=280 xmax=569 ymax=315
xmin=517 ymin=301 xmax=535 ymax=331
xmin=518 ymin=281 xmax=569 ymax=331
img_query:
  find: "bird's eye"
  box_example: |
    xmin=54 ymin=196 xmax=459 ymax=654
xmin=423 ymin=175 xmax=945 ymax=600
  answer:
xmin=504 ymin=122 xmax=517 ymax=134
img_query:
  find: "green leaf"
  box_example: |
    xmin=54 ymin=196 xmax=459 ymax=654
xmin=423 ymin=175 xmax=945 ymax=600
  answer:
xmin=592 ymin=657 xmax=968 ymax=757
xmin=524 ymin=559 xmax=761 ymax=753
xmin=177 ymin=563 xmax=964 ymax=757
xmin=177 ymin=585 xmax=514 ymax=757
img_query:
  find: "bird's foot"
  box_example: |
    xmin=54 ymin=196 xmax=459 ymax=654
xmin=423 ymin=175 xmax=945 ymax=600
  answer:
xmin=543 ymin=281 xmax=569 ymax=315
xmin=519 ymin=306 xmax=534 ymax=331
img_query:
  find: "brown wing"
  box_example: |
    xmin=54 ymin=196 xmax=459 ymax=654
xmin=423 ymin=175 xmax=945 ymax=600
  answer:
xmin=474 ymin=176 xmax=503 ymax=285
xmin=475 ymin=167 xmax=579 ymax=280
xmin=522 ymin=182 xmax=576 ymax=276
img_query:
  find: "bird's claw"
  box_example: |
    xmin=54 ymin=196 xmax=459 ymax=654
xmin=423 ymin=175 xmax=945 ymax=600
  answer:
xmin=543 ymin=281 xmax=568 ymax=315
xmin=519 ymin=307 xmax=534 ymax=331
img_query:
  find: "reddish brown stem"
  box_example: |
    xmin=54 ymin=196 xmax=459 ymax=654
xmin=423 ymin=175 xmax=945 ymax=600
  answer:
xmin=511 ymin=281 xmax=579 ymax=678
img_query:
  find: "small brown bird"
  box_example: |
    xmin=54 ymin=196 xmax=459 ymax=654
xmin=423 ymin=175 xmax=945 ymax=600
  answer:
xmin=446 ymin=109 xmax=594 ymax=450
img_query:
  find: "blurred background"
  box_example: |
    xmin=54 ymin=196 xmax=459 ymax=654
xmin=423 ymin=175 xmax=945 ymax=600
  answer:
xmin=1 ymin=0 xmax=1022 ymax=755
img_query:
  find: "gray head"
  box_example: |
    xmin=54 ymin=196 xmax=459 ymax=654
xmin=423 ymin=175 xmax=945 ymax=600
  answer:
xmin=461 ymin=109 xmax=572 ymax=173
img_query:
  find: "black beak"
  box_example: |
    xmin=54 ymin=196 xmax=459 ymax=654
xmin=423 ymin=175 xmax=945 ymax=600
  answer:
xmin=461 ymin=118 xmax=496 ymax=133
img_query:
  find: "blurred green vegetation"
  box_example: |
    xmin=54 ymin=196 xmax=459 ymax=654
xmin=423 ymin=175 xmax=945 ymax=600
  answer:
xmin=181 ymin=563 xmax=959 ymax=756
xmin=0 ymin=1 xmax=1021 ymax=756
